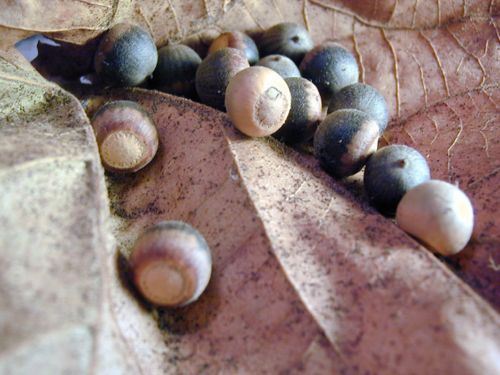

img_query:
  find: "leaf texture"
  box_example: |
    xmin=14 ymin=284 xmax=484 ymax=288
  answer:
xmin=105 ymin=88 xmax=499 ymax=375
xmin=0 ymin=0 xmax=499 ymax=374
xmin=0 ymin=49 xmax=137 ymax=375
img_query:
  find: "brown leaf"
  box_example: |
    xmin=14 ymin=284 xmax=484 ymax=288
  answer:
xmin=103 ymin=90 xmax=345 ymax=374
xmin=212 ymin=0 xmax=500 ymax=312
xmin=0 ymin=49 xmax=141 ymax=374
xmin=0 ymin=0 xmax=233 ymax=47
xmin=104 ymin=88 xmax=499 ymax=374
xmin=0 ymin=0 xmax=499 ymax=374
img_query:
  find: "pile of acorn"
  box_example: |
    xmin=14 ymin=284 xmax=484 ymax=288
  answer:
xmin=90 ymin=22 xmax=474 ymax=308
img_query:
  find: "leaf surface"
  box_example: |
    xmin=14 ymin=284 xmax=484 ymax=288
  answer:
xmin=103 ymin=88 xmax=499 ymax=374
xmin=0 ymin=48 xmax=141 ymax=374
xmin=0 ymin=0 xmax=499 ymax=374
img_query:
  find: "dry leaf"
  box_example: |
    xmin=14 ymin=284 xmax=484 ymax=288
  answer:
xmin=102 ymin=88 xmax=499 ymax=374
xmin=0 ymin=48 xmax=138 ymax=374
xmin=37 ymin=0 xmax=498 ymax=313
xmin=0 ymin=0 xmax=499 ymax=374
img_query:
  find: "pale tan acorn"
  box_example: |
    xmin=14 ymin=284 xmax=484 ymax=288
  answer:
xmin=225 ymin=66 xmax=292 ymax=137
xmin=396 ymin=180 xmax=474 ymax=256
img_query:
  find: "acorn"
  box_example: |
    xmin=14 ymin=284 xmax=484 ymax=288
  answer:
xmin=81 ymin=95 xmax=107 ymax=119
xmin=300 ymin=42 xmax=359 ymax=101
xmin=129 ymin=221 xmax=212 ymax=307
xmin=91 ymin=100 xmax=158 ymax=173
xmin=259 ymin=22 xmax=314 ymax=64
xmin=195 ymin=48 xmax=250 ymax=110
xmin=151 ymin=44 xmax=201 ymax=97
xmin=314 ymin=109 xmax=379 ymax=178
xmin=396 ymin=180 xmax=474 ymax=256
xmin=328 ymin=83 xmax=389 ymax=133
xmin=94 ymin=23 xmax=158 ymax=87
xmin=208 ymin=31 xmax=259 ymax=65
xmin=364 ymin=145 xmax=431 ymax=215
xmin=225 ymin=66 xmax=291 ymax=137
xmin=256 ymin=54 xmax=301 ymax=79
xmin=273 ymin=77 xmax=322 ymax=144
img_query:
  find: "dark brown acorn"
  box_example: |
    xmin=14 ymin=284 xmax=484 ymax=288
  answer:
xmin=364 ymin=145 xmax=431 ymax=215
xmin=259 ymin=22 xmax=313 ymax=64
xmin=314 ymin=109 xmax=379 ymax=178
xmin=151 ymin=44 xmax=202 ymax=97
xmin=208 ymin=31 xmax=259 ymax=65
xmin=195 ymin=48 xmax=250 ymax=110
xmin=273 ymin=77 xmax=322 ymax=144
xmin=328 ymin=83 xmax=389 ymax=133
xmin=300 ymin=42 xmax=359 ymax=101
xmin=256 ymin=54 xmax=301 ymax=78
xmin=94 ymin=23 xmax=158 ymax=87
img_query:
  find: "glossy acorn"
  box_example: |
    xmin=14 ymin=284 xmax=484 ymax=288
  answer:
xmin=208 ymin=31 xmax=259 ymax=65
xmin=94 ymin=23 xmax=158 ymax=87
xmin=151 ymin=44 xmax=201 ymax=97
xmin=259 ymin=22 xmax=314 ymax=64
xmin=129 ymin=221 xmax=212 ymax=307
xmin=256 ymin=54 xmax=301 ymax=79
xmin=225 ymin=66 xmax=292 ymax=137
xmin=329 ymin=83 xmax=389 ymax=133
xmin=300 ymin=42 xmax=359 ymax=101
xmin=314 ymin=109 xmax=379 ymax=178
xmin=273 ymin=77 xmax=322 ymax=144
xmin=91 ymin=100 xmax=158 ymax=173
xmin=396 ymin=180 xmax=474 ymax=256
xmin=195 ymin=48 xmax=250 ymax=110
xmin=364 ymin=145 xmax=431 ymax=215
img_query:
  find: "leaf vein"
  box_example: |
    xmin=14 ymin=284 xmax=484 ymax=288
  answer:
xmin=381 ymin=29 xmax=401 ymax=118
xmin=420 ymin=31 xmax=451 ymax=97
xmin=352 ymin=22 xmax=365 ymax=83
